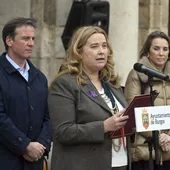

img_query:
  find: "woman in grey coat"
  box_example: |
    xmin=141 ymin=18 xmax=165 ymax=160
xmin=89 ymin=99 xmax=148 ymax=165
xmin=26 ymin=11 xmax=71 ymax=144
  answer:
xmin=48 ymin=26 xmax=130 ymax=170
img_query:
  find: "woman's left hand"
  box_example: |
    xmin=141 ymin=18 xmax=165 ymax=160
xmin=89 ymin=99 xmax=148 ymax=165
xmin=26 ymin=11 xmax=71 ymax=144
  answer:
xmin=161 ymin=143 xmax=170 ymax=151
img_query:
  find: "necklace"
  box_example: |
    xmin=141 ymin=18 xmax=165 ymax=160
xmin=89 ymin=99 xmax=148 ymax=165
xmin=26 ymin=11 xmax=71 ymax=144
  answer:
xmin=112 ymin=138 xmax=122 ymax=152
xmin=99 ymin=88 xmax=122 ymax=152
xmin=111 ymin=104 xmax=119 ymax=115
xmin=111 ymin=102 xmax=122 ymax=152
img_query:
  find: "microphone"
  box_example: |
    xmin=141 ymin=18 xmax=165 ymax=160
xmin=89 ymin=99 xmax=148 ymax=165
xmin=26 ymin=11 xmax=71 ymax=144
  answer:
xmin=134 ymin=63 xmax=169 ymax=81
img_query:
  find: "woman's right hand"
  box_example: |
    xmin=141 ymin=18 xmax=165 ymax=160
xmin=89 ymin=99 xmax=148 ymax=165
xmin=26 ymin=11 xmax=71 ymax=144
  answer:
xmin=103 ymin=109 xmax=129 ymax=133
xmin=159 ymin=133 xmax=170 ymax=145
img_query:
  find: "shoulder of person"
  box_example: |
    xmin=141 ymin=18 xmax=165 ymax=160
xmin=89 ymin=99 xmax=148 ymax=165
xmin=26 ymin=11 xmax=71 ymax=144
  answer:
xmin=50 ymin=73 xmax=78 ymax=91
xmin=54 ymin=73 xmax=76 ymax=84
xmin=28 ymin=60 xmax=48 ymax=82
xmin=49 ymin=73 xmax=78 ymax=99
xmin=164 ymin=59 xmax=170 ymax=76
xmin=127 ymin=69 xmax=139 ymax=79
xmin=37 ymin=69 xmax=47 ymax=79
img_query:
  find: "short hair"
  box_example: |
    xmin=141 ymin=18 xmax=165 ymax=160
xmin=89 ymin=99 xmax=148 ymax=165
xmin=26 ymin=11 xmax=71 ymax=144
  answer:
xmin=2 ymin=17 xmax=37 ymax=51
xmin=140 ymin=31 xmax=170 ymax=58
xmin=56 ymin=26 xmax=120 ymax=87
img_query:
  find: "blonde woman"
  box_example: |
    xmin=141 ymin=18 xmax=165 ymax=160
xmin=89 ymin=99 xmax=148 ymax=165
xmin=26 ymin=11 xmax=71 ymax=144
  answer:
xmin=48 ymin=26 xmax=130 ymax=170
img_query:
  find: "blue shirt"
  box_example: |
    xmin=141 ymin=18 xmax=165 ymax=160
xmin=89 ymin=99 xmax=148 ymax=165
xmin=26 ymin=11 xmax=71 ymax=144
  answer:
xmin=6 ymin=54 xmax=30 ymax=81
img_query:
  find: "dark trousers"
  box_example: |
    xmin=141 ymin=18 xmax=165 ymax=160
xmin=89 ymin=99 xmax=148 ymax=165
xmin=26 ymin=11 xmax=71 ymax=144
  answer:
xmin=132 ymin=160 xmax=170 ymax=170
xmin=112 ymin=165 xmax=127 ymax=170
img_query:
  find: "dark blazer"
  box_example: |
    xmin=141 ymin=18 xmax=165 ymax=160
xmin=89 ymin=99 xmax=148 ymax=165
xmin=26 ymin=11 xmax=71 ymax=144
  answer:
xmin=0 ymin=53 xmax=52 ymax=170
xmin=48 ymin=73 xmax=129 ymax=170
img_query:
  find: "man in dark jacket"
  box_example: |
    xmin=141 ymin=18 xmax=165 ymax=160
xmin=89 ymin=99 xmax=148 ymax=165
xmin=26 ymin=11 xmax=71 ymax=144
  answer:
xmin=0 ymin=17 xmax=52 ymax=170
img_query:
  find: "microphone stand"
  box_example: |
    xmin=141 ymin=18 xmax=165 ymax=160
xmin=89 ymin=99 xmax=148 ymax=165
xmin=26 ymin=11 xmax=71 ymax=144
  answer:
xmin=145 ymin=76 xmax=159 ymax=170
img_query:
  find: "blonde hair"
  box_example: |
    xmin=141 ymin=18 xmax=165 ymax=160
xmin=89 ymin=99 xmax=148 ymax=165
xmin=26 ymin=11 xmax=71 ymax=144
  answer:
xmin=54 ymin=26 xmax=120 ymax=87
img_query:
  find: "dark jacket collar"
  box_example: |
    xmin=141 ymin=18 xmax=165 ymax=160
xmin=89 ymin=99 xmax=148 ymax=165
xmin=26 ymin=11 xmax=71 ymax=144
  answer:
xmin=0 ymin=52 xmax=39 ymax=83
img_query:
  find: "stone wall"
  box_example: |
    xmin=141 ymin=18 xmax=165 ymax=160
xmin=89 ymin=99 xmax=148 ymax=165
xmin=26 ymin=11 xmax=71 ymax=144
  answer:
xmin=30 ymin=0 xmax=70 ymax=84
xmin=0 ymin=0 xmax=72 ymax=84
xmin=139 ymin=0 xmax=169 ymax=56
xmin=0 ymin=0 xmax=169 ymax=84
xmin=109 ymin=0 xmax=138 ymax=85
xmin=0 ymin=0 xmax=30 ymax=52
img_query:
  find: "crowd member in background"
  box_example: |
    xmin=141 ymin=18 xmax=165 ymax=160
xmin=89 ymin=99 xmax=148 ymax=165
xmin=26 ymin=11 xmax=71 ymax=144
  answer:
xmin=124 ymin=31 xmax=170 ymax=170
xmin=0 ymin=17 xmax=51 ymax=170
xmin=48 ymin=26 xmax=131 ymax=170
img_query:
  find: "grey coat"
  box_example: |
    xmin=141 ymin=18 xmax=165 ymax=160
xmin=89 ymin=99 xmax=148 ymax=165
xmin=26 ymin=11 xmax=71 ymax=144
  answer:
xmin=48 ymin=73 xmax=129 ymax=170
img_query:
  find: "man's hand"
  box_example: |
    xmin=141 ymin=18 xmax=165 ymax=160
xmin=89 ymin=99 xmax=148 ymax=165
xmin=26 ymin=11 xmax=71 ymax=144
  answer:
xmin=25 ymin=142 xmax=46 ymax=161
xmin=23 ymin=152 xmax=34 ymax=162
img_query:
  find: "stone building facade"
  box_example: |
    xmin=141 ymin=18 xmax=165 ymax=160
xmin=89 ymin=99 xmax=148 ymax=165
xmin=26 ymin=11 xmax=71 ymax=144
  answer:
xmin=0 ymin=0 xmax=169 ymax=85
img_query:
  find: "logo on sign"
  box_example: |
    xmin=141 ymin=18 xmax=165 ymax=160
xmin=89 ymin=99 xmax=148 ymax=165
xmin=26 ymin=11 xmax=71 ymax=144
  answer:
xmin=142 ymin=109 xmax=149 ymax=129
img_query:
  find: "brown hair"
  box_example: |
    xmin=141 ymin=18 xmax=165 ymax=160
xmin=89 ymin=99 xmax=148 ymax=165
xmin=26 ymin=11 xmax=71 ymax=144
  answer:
xmin=2 ymin=17 xmax=36 ymax=51
xmin=140 ymin=31 xmax=170 ymax=58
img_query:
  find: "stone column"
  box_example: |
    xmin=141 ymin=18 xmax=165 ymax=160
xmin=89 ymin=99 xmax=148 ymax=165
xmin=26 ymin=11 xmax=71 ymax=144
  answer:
xmin=109 ymin=0 xmax=139 ymax=86
xmin=139 ymin=0 xmax=169 ymax=52
xmin=30 ymin=0 xmax=73 ymax=84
